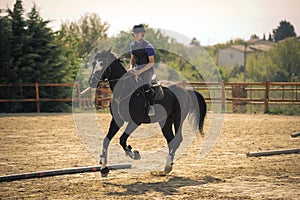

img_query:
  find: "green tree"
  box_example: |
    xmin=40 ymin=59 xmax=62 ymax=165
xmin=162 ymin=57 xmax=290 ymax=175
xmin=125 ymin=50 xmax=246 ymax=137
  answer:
xmin=61 ymin=13 xmax=109 ymax=58
xmin=57 ymin=23 xmax=81 ymax=81
xmin=269 ymin=38 xmax=300 ymax=80
xmin=0 ymin=1 xmax=82 ymax=112
xmin=0 ymin=15 xmax=12 ymax=83
xmin=273 ymin=20 xmax=296 ymax=42
xmin=227 ymin=38 xmax=245 ymax=45
xmin=246 ymin=52 xmax=283 ymax=81
xmin=231 ymin=65 xmax=244 ymax=79
xmin=78 ymin=13 xmax=109 ymax=58
xmin=108 ymin=30 xmax=132 ymax=61
xmin=218 ymin=66 xmax=232 ymax=82
xmin=7 ymin=0 xmax=27 ymax=83
xmin=268 ymin=33 xmax=273 ymax=41
xmin=247 ymin=52 xmax=265 ymax=81
xmin=250 ymin=34 xmax=259 ymax=40
xmin=246 ymin=38 xmax=300 ymax=82
xmin=22 ymin=4 xmax=77 ymax=84
xmin=22 ymin=4 xmax=53 ymax=83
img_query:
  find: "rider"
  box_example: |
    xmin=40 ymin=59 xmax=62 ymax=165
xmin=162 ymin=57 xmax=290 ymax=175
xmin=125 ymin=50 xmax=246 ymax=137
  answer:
xmin=130 ymin=24 xmax=156 ymax=116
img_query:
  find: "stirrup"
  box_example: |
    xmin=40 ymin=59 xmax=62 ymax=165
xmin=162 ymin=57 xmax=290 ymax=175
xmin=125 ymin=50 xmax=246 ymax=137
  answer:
xmin=148 ymin=106 xmax=155 ymax=116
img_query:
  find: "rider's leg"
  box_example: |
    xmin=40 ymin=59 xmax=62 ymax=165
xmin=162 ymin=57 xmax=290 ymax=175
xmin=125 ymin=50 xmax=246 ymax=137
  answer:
xmin=143 ymin=84 xmax=155 ymax=116
xmin=140 ymin=70 xmax=155 ymax=116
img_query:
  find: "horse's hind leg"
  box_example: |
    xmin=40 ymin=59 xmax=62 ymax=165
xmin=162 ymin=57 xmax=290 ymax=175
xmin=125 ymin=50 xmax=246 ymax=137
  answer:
xmin=159 ymin=117 xmax=176 ymax=174
xmin=173 ymin=117 xmax=184 ymax=151
xmin=100 ymin=118 xmax=123 ymax=177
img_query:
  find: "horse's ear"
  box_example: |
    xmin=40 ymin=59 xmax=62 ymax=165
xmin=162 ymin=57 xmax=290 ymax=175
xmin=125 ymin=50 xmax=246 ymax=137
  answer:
xmin=94 ymin=48 xmax=99 ymax=54
xmin=108 ymin=47 xmax=112 ymax=53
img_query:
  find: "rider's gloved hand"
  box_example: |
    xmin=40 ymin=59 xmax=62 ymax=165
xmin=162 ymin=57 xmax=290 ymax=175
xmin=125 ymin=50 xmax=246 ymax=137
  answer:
xmin=128 ymin=68 xmax=136 ymax=74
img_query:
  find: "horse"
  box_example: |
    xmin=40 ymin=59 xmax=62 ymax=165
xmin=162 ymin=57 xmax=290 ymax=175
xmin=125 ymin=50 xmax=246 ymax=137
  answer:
xmin=88 ymin=48 xmax=207 ymax=177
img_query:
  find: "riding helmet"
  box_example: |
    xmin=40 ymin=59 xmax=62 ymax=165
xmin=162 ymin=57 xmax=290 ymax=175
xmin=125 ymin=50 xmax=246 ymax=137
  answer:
xmin=132 ymin=24 xmax=145 ymax=34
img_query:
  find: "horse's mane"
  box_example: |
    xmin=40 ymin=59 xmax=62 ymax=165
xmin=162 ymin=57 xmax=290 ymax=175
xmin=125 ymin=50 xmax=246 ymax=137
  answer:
xmin=96 ymin=50 xmax=126 ymax=71
xmin=111 ymin=53 xmax=128 ymax=72
xmin=110 ymin=52 xmax=124 ymax=64
xmin=117 ymin=57 xmax=124 ymax=63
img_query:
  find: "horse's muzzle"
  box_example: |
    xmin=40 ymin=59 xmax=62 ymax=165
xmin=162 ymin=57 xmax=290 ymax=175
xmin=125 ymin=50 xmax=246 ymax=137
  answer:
xmin=88 ymin=74 xmax=99 ymax=88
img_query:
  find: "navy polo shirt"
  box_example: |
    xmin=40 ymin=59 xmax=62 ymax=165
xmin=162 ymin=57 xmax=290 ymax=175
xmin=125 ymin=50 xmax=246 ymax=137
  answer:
xmin=130 ymin=39 xmax=155 ymax=57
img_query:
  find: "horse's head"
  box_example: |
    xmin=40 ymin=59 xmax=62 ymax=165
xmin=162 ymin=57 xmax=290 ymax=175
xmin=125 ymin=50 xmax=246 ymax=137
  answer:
xmin=88 ymin=47 xmax=115 ymax=88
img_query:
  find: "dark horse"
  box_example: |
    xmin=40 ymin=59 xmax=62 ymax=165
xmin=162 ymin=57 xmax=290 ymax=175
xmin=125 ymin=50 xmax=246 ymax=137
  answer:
xmin=88 ymin=48 xmax=207 ymax=176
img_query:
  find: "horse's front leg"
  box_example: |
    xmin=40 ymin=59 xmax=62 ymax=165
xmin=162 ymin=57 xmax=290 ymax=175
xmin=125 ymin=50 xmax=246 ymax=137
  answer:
xmin=100 ymin=118 xmax=123 ymax=177
xmin=119 ymin=121 xmax=141 ymax=160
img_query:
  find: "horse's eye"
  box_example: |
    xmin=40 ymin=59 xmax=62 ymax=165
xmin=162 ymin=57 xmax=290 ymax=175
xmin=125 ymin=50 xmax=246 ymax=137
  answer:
xmin=92 ymin=60 xmax=97 ymax=68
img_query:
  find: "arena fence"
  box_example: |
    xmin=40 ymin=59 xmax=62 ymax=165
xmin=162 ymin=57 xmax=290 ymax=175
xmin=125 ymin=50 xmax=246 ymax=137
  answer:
xmin=0 ymin=81 xmax=299 ymax=113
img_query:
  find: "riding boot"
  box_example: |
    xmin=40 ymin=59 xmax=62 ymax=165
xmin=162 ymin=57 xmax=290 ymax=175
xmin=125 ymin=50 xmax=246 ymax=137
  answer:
xmin=145 ymin=88 xmax=155 ymax=116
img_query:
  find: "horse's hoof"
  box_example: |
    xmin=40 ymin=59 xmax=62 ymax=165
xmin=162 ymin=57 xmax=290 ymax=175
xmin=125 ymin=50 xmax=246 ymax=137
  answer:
xmin=164 ymin=164 xmax=173 ymax=174
xmin=133 ymin=150 xmax=141 ymax=160
xmin=125 ymin=150 xmax=141 ymax=160
xmin=151 ymin=170 xmax=167 ymax=176
xmin=101 ymin=167 xmax=110 ymax=177
xmin=124 ymin=146 xmax=141 ymax=160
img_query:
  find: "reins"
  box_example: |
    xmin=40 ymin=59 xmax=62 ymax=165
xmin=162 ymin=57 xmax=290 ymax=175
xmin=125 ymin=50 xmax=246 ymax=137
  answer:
xmin=105 ymin=74 xmax=133 ymax=84
xmin=110 ymin=75 xmax=139 ymax=103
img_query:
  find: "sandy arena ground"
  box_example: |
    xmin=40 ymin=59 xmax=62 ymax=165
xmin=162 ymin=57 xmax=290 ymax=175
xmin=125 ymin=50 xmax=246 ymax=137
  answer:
xmin=0 ymin=113 xmax=299 ymax=199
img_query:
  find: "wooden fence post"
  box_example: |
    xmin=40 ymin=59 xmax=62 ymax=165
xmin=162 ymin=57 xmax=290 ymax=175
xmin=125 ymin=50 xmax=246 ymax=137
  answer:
xmin=182 ymin=80 xmax=187 ymax=88
xmin=75 ymin=83 xmax=81 ymax=108
xmin=264 ymin=81 xmax=269 ymax=113
xmin=35 ymin=82 xmax=40 ymax=113
xmin=221 ymin=80 xmax=226 ymax=113
xmin=95 ymin=88 xmax=99 ymax=108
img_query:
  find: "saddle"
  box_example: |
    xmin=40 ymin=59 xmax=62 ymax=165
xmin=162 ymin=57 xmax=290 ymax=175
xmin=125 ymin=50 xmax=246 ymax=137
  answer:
xmin=134 ymin=74 xmax=164 ymax=101
xmin=151 ymin=74 xmax=164 ymax=101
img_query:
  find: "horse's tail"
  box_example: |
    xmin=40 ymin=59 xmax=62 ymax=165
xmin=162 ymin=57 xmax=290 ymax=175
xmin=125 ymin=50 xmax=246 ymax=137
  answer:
xmin=188 ymin=90 xmax=207 ymax=134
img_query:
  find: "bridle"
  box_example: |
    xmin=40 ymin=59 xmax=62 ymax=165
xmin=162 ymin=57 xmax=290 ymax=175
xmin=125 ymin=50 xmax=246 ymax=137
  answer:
xmin=91 ymin=53 xmax=112 ymax=83
xmin=90 ymin=51 xmax=143 ymax=121
xmin=91 ymin=52 xmax=138 ymax=101
xmin=91 ymin=52 xmax=135 ymax=84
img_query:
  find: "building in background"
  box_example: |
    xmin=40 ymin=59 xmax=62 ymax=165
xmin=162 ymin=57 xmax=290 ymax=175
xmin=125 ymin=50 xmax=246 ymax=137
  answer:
xmin=217 ymin=40 xmax=274 ymax=68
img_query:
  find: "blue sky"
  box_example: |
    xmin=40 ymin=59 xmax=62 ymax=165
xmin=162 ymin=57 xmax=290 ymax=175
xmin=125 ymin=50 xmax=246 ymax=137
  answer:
xmin=1 ymin=0 xmax=299 ymax=45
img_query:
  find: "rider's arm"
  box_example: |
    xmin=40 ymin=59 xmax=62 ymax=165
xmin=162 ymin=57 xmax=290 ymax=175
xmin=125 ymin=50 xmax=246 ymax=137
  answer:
xmin=129 ymin=42 xmax=135 ymax=69
xmin=130 ymin=54 xmax=135 ymax=69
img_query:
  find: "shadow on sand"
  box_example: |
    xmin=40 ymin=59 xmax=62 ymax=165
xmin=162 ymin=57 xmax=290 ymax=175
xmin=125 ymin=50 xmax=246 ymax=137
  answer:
xmin=103 ymin=175 xmax=224 ymax=196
